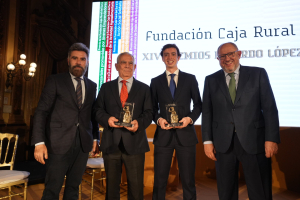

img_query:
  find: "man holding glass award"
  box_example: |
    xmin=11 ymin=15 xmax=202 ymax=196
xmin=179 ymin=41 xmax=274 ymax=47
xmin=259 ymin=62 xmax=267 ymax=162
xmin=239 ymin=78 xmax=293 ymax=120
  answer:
xmin=150 ymin=44 xmax=202 ymax=200
xmin=93 ymin=52 xmax=153 ymax=200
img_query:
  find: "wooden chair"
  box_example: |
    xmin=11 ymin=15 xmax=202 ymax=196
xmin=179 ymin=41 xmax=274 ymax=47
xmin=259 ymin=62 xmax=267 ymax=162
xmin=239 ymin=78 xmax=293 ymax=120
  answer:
xmin=0 ymin=133 xmax=30 ymax=200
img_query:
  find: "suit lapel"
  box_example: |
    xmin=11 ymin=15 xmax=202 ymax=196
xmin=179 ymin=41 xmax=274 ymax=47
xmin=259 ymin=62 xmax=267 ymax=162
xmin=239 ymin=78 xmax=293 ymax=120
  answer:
xmin=110 ymin=78 xmax=122 ymax=108
xmin=235 ymin=65 xmax=250 ymax=104
xmin=174 ymin=70 xmax=185 ymax=101
xmin=158 ymin=72 xmax=174 ymax=102
xmin=63 ymin=73 xmax=78 ymax=107
xmin=81 ymin=76 xmax=91 ymax=109
xmin=127 ymin=78 xmax=140 ymax=103
xmin=216 ymin=70 xmax=233 ymax=105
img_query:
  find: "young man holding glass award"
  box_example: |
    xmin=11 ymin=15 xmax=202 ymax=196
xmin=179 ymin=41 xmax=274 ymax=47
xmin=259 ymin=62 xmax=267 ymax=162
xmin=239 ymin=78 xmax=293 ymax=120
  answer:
xmin=93 ymin=52 xmax=153 ymax=200
xmin=150 ymin=44 xmax=202 ymax=200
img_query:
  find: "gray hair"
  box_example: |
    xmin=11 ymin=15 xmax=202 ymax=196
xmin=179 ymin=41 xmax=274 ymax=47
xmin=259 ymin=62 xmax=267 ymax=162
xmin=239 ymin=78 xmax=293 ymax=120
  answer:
xmin=116 ymin=52 xmax=135 ymax=65
xmin=68 ymin=43 xmax=90 ymax=59
xmin=217 ymin=42 xmax=238 ymax=54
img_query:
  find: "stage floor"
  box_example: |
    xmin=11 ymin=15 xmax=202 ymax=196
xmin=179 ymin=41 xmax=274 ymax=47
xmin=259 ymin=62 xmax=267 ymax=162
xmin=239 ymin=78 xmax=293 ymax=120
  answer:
xmin=1 ymin=176 xmax=300 ymax=200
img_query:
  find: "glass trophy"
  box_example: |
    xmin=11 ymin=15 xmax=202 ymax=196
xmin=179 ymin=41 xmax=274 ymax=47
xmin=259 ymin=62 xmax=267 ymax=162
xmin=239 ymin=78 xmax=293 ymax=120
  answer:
xmin=166 ymin=103 xmax=183 ymax=127
xmin=115 ymin=102 xmax=135 ymax=127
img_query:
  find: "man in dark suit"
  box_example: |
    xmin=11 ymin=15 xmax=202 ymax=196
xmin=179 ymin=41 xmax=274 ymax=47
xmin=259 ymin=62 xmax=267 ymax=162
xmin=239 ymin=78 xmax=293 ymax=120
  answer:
xmin=150 ymin=44 xmax=202 ymax=200
xmin=202 ymin=42 xmax=280 ymax=200
xmin=93 ymin=52 xmax=152 ymax=200
xmin=32 ymin=43 xmax=99 ymax=200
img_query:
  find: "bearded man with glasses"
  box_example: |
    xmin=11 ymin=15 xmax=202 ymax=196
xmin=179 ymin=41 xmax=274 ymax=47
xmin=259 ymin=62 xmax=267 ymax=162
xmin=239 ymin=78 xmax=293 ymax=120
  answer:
xmin=202 ymin=42 xmax=280 ymax=200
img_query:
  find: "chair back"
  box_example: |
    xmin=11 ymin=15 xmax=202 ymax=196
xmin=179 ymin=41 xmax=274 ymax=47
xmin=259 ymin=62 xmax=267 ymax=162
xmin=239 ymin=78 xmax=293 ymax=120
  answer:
xmin=0 ymin=133 xmax=19 ymax=170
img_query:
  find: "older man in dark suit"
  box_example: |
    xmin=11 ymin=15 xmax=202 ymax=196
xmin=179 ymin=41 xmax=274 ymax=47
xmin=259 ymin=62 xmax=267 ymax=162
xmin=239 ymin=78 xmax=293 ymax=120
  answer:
xmin=202 ymin=42 xmax=280 ymax=200
xmin=93 ymin=52 xmax=152 ymax=200
xmin=150 ymin=44 xmax=202 ymax=200
xmin=32 ymin=43 xmax=99 ymax=200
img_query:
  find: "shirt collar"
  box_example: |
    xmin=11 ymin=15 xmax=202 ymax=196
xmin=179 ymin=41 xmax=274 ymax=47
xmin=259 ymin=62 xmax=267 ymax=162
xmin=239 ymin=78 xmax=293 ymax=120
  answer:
xmin=70 ymin=72 xmax=84 ymax=80
xmin=166 ymin=68 xmax=179 ymax=76
xmin=223 ymin=65 xmax=240 ymax=76
xmin=118 ymin=76 xmax=133 ymax=84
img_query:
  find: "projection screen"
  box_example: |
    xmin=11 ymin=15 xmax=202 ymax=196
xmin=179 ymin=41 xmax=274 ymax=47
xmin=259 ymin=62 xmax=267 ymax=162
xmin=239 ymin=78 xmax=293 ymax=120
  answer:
xmin=89 ymin=0 xmax=300 ymax=127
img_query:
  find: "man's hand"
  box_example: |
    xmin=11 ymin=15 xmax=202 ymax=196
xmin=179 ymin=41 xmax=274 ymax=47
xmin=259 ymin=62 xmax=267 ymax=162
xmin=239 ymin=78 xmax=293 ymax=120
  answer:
xmin=34 ymin=144 xmax=48 ymax=164
xmin=125 ymin=120 xmax=139 ymax=132
xmin=265 ymin=141 xmax=278 ymax=158
xmin=108 ymin=116 xmax=123 ymax=128
xmin=90 ymin=141 xmax=100 ymax=157
xmin=175 ymin=117 xmax=192 ymax=129
xmin=204 ymin=144 xmax=217 ymax=161
xmin=158 ymin=118 xmax=172 ymax=130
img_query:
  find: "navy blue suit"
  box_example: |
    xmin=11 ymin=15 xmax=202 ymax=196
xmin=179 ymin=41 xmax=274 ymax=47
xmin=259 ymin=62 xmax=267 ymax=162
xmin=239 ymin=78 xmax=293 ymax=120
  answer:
xmin=150 ymin=70 xmax=202 ymax=200
xmin=202 ymin=66 xmax=280 ymax=200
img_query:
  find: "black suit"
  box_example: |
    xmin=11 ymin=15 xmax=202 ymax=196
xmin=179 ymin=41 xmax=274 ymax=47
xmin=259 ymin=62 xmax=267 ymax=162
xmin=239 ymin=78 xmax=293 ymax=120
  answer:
xmin=150 ymin=71 xmax=202 ymax=200
xmin=32 ymin=73 xmax=99 ymax=199
xmin=93 ymin=77 xmax=152 ymax=200
xmin=202 ymin=66 xmax=280 ymax=200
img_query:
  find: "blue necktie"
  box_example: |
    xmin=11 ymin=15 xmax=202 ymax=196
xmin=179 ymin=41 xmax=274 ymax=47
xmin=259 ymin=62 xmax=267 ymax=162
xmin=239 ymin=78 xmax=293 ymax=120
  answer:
xmin=169 ymin=74 xmax=176 ymax=99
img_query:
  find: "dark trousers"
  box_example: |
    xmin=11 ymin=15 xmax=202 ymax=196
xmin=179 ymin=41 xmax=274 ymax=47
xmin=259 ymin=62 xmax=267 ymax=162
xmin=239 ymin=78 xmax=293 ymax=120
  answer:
xmin=153 ymin=132 xmax=196 ymax=200
xmin=216 ymin=133 xmax=272 ymax=200
xmin=42 ymin=130 xmax=89 ymax=200
xmin=103 ymin=139 xmax=145 ymax=200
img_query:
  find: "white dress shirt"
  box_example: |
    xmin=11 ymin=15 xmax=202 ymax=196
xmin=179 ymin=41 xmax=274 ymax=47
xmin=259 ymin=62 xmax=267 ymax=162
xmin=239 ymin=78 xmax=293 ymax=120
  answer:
xmin=166 ymin=68 xmax=179 ymax=87
xmin=118 ymin=76 xmax=133 ymax=95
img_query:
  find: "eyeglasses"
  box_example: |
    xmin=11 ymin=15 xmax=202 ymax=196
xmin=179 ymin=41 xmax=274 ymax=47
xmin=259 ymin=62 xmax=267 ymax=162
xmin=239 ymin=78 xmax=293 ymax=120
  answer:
xmin=217 ymin=50 xmax=238 ymax=60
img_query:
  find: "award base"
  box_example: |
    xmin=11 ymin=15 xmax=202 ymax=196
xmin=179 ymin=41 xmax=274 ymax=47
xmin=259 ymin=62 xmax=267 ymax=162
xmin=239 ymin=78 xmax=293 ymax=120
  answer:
xmin=167 ymin=122 xmax=183 ymax=127
xmin=114 ymin=122 xmax=133 ymax=127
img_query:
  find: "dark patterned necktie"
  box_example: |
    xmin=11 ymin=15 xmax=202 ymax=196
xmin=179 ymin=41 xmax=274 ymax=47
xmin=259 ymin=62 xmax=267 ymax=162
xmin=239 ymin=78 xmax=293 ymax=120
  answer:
xmin=169 ymin=74 xmax=176 ymax=99
xmin=228 ymin=73 xmax=236 ymax=103
xmin=75 ymin=77 xmax=82 ymax=108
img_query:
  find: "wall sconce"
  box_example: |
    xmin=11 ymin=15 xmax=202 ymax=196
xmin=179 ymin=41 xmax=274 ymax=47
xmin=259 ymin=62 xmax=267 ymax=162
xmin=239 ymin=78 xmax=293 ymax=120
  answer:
xmin=6 ymin=54 xmax=37 ymax=88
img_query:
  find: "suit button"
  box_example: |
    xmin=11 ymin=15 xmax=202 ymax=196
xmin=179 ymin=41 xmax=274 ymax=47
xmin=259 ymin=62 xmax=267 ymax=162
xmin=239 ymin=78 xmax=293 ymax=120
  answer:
xmin=232 ymin=109 xmax=235 ymax=111
xmin=231 ymin=122 xmax=234 ymax=125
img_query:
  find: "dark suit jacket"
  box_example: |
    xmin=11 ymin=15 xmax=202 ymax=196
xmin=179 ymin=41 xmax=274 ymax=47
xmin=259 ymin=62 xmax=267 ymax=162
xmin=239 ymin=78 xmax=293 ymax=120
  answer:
xmin=202 ymin=65 xmax=280 ymax=154
xmin=31 ymin=73 xmax=99 ymax=154
xmin=150 ymin=70 xmax=202 ymax=147
xmin=93 ymin=77 xmax=152 ymax=155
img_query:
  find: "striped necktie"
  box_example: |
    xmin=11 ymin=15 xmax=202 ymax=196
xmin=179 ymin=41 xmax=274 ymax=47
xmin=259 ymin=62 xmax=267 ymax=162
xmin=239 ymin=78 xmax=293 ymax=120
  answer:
xmin=75 ymin=77 xmax=82 ymax=108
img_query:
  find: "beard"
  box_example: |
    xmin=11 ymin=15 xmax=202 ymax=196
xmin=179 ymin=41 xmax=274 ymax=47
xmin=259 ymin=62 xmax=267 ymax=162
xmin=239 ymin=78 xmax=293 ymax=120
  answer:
xmin=69 ymin=64 xmax=88 ymax=77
